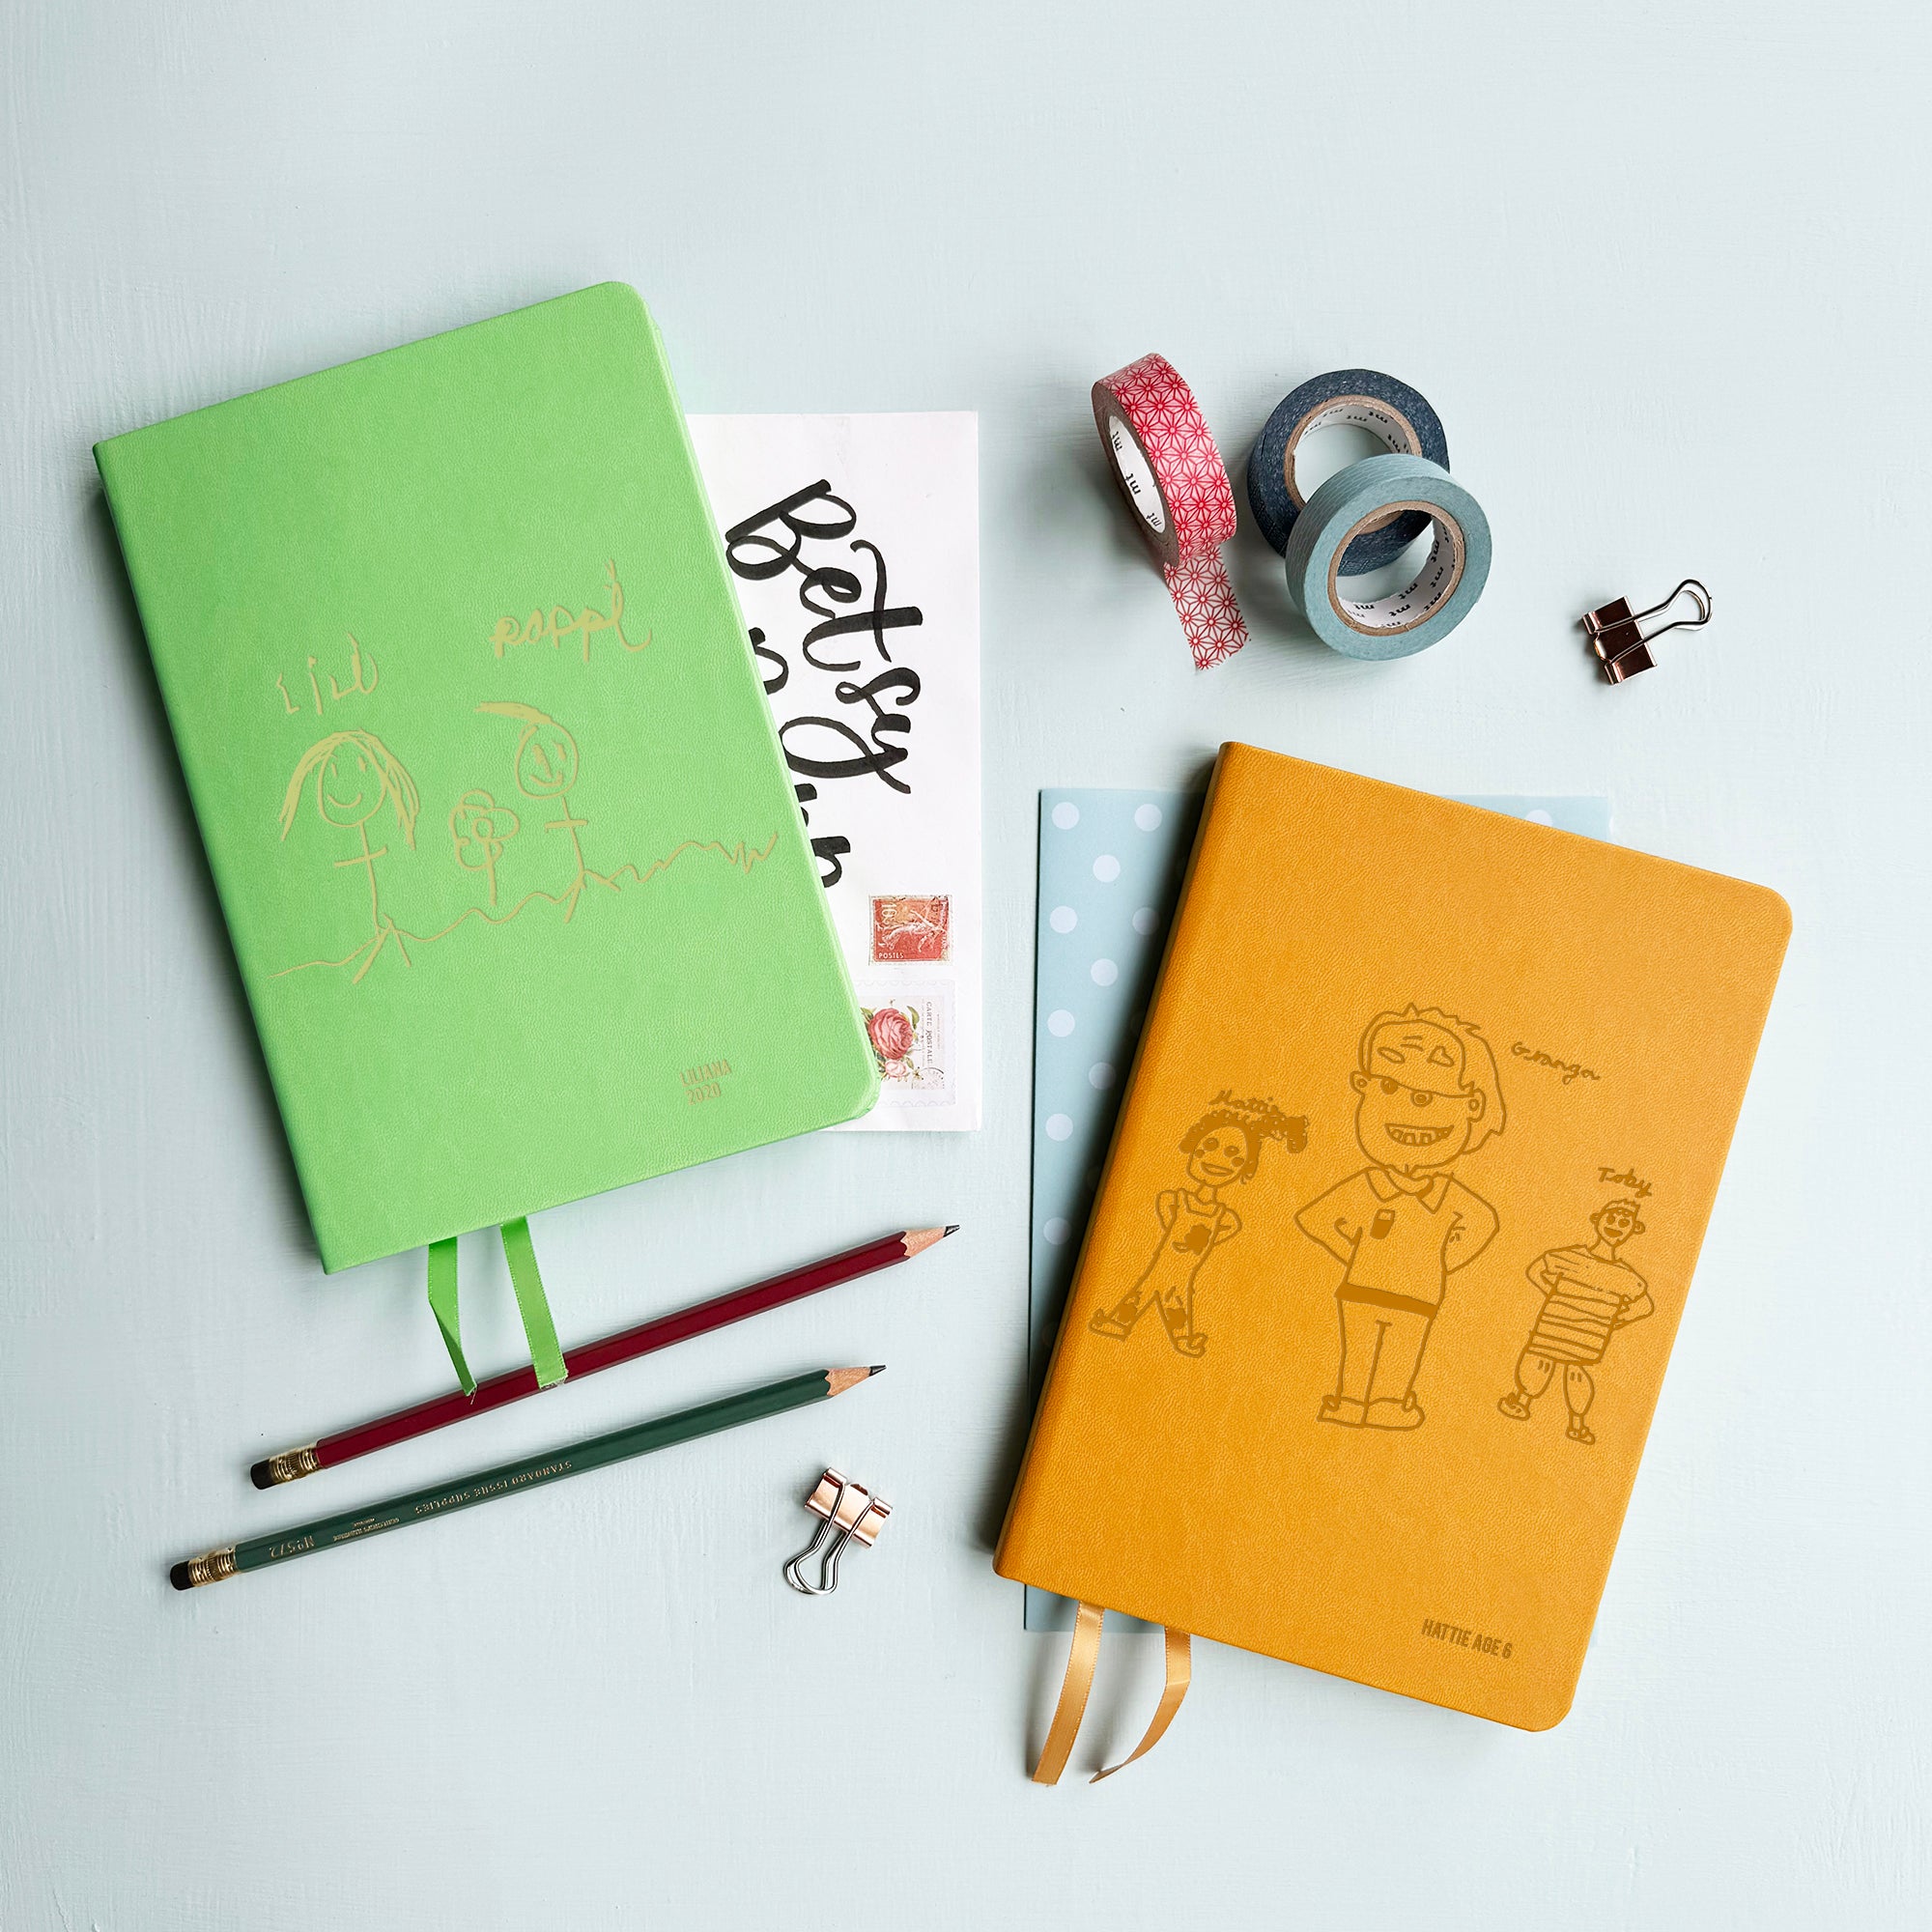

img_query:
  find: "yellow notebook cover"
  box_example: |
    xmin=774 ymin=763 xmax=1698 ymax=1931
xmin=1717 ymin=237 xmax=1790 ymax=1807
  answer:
xmin=995 ymin=744 xmax=1790 ymax=1730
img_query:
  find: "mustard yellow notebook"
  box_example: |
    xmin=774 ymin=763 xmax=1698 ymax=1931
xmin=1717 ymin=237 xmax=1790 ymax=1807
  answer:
xmin=997 ymin=744 xmax=1790 ymax=1731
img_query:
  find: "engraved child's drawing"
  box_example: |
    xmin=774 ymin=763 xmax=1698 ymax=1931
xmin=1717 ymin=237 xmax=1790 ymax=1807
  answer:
xmin=1090 ymin=1093 xmax=1308 ymax=1358
xmin=1295 ymin=1007 xmax=1504 ymax=1431
xmin=278 ymin=729 xmax=421 ymax=982
xmin=274 ymin=688 xmax=781 ymax=982
xmin=476 ymin=701 xmax=611 ymax=920
xmin=448 ymin=789 xmax=521 ymax=908
xmin=1497 ymin=1198 xmax=1654 ymax=1445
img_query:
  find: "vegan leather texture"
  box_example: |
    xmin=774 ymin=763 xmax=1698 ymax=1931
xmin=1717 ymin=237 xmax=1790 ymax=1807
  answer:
xmin=997 ymin=744 xmax=1790 ymax=1730
xmin=96 ymin=284 xmax=876 ymax=1271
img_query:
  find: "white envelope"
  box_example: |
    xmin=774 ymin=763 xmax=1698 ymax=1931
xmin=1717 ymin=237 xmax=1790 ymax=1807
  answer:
xmin=688 ymin=413 xmax=982 ymax=1130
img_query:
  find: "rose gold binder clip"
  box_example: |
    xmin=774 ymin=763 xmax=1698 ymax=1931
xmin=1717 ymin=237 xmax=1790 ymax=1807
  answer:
xmin=783 ymin=1468 xmax=891 ymax=1596
xmin=1583 ymin=579 xmax=1711 ymax=682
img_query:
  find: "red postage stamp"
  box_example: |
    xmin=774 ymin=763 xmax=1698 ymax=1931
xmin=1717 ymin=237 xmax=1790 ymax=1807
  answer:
xmin=871 ymin=895 xmax=951 ymax=963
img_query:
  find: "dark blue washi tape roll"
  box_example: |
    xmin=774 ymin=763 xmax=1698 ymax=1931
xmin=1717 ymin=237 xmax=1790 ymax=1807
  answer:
xmin=1247 ymin=370 xmax=1449 ymax=570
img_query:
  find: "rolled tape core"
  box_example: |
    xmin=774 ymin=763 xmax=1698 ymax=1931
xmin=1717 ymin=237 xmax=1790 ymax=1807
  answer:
xmin=1283 ymin=396 xmax=1420 ymax=522
xmin=1106 ymin=412 xmax=1169 ymax=540
xmin=1284 ymin=453 xmax=1490 ymax=662
xmin=1328 ymin=501 xmax=1466 ymax=638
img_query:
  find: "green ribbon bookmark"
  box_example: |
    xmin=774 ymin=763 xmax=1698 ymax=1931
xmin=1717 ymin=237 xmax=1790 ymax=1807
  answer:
xmin=427 ymin=1236 xmax=472 ymax=1395
xmin=424 ymin=1221 xmax=568 ymax=1394
xmin=499 ymin=1216 xmax=568 ymax=1389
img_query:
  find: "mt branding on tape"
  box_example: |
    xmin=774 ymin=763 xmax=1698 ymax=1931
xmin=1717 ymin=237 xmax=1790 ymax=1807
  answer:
xmin=1248 ymin=369 xmax=1449 ymax=571
xmin=1092 ymin=355 xmax=1249 ymax=671
xmin=1282 ymin=452 xmax=1492 ymax=661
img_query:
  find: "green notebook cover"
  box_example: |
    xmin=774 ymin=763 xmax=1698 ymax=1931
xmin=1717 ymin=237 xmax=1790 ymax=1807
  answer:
xmin=97 ymin=283 xmax=877 ymax=1273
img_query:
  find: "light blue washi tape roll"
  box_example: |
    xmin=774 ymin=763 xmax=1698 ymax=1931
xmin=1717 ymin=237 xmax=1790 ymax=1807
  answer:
xmin=1282 ymin=452 xmax=1491 ymax=661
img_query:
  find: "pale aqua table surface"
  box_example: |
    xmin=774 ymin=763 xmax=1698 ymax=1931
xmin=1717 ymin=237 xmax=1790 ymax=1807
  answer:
xmin=3 ymin=5 xmax=1927 ymax=1929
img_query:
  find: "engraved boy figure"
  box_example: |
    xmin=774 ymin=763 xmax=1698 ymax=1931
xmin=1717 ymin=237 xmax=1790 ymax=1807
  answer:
xmin=1090 ymin=1094 xmax=1306 ymax=1358
xmin=1497 ymin=1199 xmax=1654 ymax=1445
xmin=1295 ymin=1007 xmax=1504 ymax=1430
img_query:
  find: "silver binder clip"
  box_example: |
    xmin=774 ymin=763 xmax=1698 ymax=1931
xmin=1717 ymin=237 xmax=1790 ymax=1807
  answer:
xmin=783 ymin=1468 xmax=891 ymax=1596
xmin=1582 ymin=579 xmax=1711 ymax=682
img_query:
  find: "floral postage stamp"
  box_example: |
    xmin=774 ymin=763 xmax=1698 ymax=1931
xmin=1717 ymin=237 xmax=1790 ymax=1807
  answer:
xmin=870 ymin=895 xmax=951 ymax=964
xmin=855 ymin=981 xmax=953 ymax=1105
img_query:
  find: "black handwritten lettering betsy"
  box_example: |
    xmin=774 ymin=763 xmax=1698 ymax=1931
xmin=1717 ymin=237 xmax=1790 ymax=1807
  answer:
xmin=724 ymin=481 xmax=925 ymax=888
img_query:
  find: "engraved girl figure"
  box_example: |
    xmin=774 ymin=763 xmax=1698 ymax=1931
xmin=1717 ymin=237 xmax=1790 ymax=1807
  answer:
xmin=1090 ymin=1094 xmax=1306 ymax=1358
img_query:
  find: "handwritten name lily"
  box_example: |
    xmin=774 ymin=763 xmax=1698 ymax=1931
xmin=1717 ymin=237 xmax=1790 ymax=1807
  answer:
xmin=277 ymin=634 xmax=379 ymax=716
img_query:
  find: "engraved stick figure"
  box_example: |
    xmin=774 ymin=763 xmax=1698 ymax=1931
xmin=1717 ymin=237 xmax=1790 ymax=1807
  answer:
xmin=1497 ymin=1199 xmax=1654 ymax=1445
xmin=1090 ymin=1093 xmax=1307 ymax=1358
xmin=476 ymin=702 xmax=611 ymax=921
xmin=1294 ymin=1006 xmax=1504 ymax=1431
xmin=278 ymin=729 xmax=420 ymax=982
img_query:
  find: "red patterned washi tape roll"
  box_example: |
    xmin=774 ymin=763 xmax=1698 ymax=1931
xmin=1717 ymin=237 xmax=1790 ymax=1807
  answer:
xmin=1092 ymin=355 xmax=1249 ymax=669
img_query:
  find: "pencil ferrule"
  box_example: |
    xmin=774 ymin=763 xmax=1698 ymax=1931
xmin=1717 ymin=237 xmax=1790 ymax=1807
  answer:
xmin=182 ymin=1547 xmax=238 ymax=1588
xmin=264 ymin=1444 xmax=321 ymax=1485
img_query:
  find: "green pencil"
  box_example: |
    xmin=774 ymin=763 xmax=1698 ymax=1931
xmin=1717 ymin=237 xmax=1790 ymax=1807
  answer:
xmin=170 ymin=1366 xmax=882 ymax=1590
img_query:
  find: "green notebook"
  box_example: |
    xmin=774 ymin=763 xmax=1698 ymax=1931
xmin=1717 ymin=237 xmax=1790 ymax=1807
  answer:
xmin=97 ymin=285 xmax=876 ymax=1378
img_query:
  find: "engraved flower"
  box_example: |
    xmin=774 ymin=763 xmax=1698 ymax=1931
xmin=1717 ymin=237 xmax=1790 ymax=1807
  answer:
xmin=448 ymin=788 xmax=521 ymax=908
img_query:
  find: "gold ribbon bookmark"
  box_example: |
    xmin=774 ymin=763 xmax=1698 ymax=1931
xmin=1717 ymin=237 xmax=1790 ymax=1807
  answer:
xmin=1032 ymin=1601 xmax=1192 ymax=1785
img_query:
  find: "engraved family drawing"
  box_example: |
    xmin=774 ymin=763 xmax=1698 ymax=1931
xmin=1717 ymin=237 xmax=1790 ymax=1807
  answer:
xmin=270 ymin=569 xmax=776 ymax=983
xmin=1088 ymin=1005 xmax=1660 ymax=1447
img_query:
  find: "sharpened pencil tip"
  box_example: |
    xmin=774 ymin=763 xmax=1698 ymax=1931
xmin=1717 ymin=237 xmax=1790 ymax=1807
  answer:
xmin=868 ymin=1365 xmax=886 ymax=1376
xmin=944 ymin=1224 xmax=959 ymax=1236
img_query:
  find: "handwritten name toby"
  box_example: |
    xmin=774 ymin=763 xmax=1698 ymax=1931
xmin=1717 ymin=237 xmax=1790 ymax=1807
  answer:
xmin=1599 ymin=1168 xmax=1652 ymax=1197
xmin=723 ymin=480 xmax=923 ymax=888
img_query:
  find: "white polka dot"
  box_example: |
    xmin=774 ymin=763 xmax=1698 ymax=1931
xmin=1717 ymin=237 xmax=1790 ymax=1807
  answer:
xmin=1049 ymin=905 xmax=1077 ymax=934
xmin=1091 ymin=958 xmax=1118 ymax=986
xmin=1134 ymin=804 xmax=1163 ymax=831
xmin=1092 ymin=854 xmax=1121 ymax=883
xmin=1131 ymin=906 xmax=1158 ymax=935
xmin=1047 ymin=1009 xmax=1075 ymax=1037
xmin=1042 ymin=1217 xmax=1071 ymax=1245
xmin=1089 ymin=1063 xmax=1116 ymax=1090
xmin=1051 ymin=802 xmax=1080 ymax=830
xmin=1526 ymin=809 xmax=1554 ymax=826
xmin=1045 ymin=1113 xmax=1073 ymax=1141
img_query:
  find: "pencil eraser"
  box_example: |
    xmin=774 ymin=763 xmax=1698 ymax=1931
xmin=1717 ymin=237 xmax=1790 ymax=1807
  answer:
xmin=249 ymin=1460 xmax=273 ymax=1490
xmin=169 ymin=1562 xmax=193 ymax=1592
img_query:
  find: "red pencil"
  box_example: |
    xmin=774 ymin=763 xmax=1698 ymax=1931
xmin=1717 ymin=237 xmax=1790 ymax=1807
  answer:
xmin=251 ymin=1226 xmax=954 ymax=1487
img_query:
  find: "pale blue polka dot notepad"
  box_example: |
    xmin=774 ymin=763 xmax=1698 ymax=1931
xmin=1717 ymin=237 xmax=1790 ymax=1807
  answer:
xmin=1024 ymin=787 xmax=1611 ymax=1632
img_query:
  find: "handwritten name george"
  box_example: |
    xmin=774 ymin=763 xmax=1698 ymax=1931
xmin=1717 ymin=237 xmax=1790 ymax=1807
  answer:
xmin=1511 ymin=1040 xmax=1601 ymax=1086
